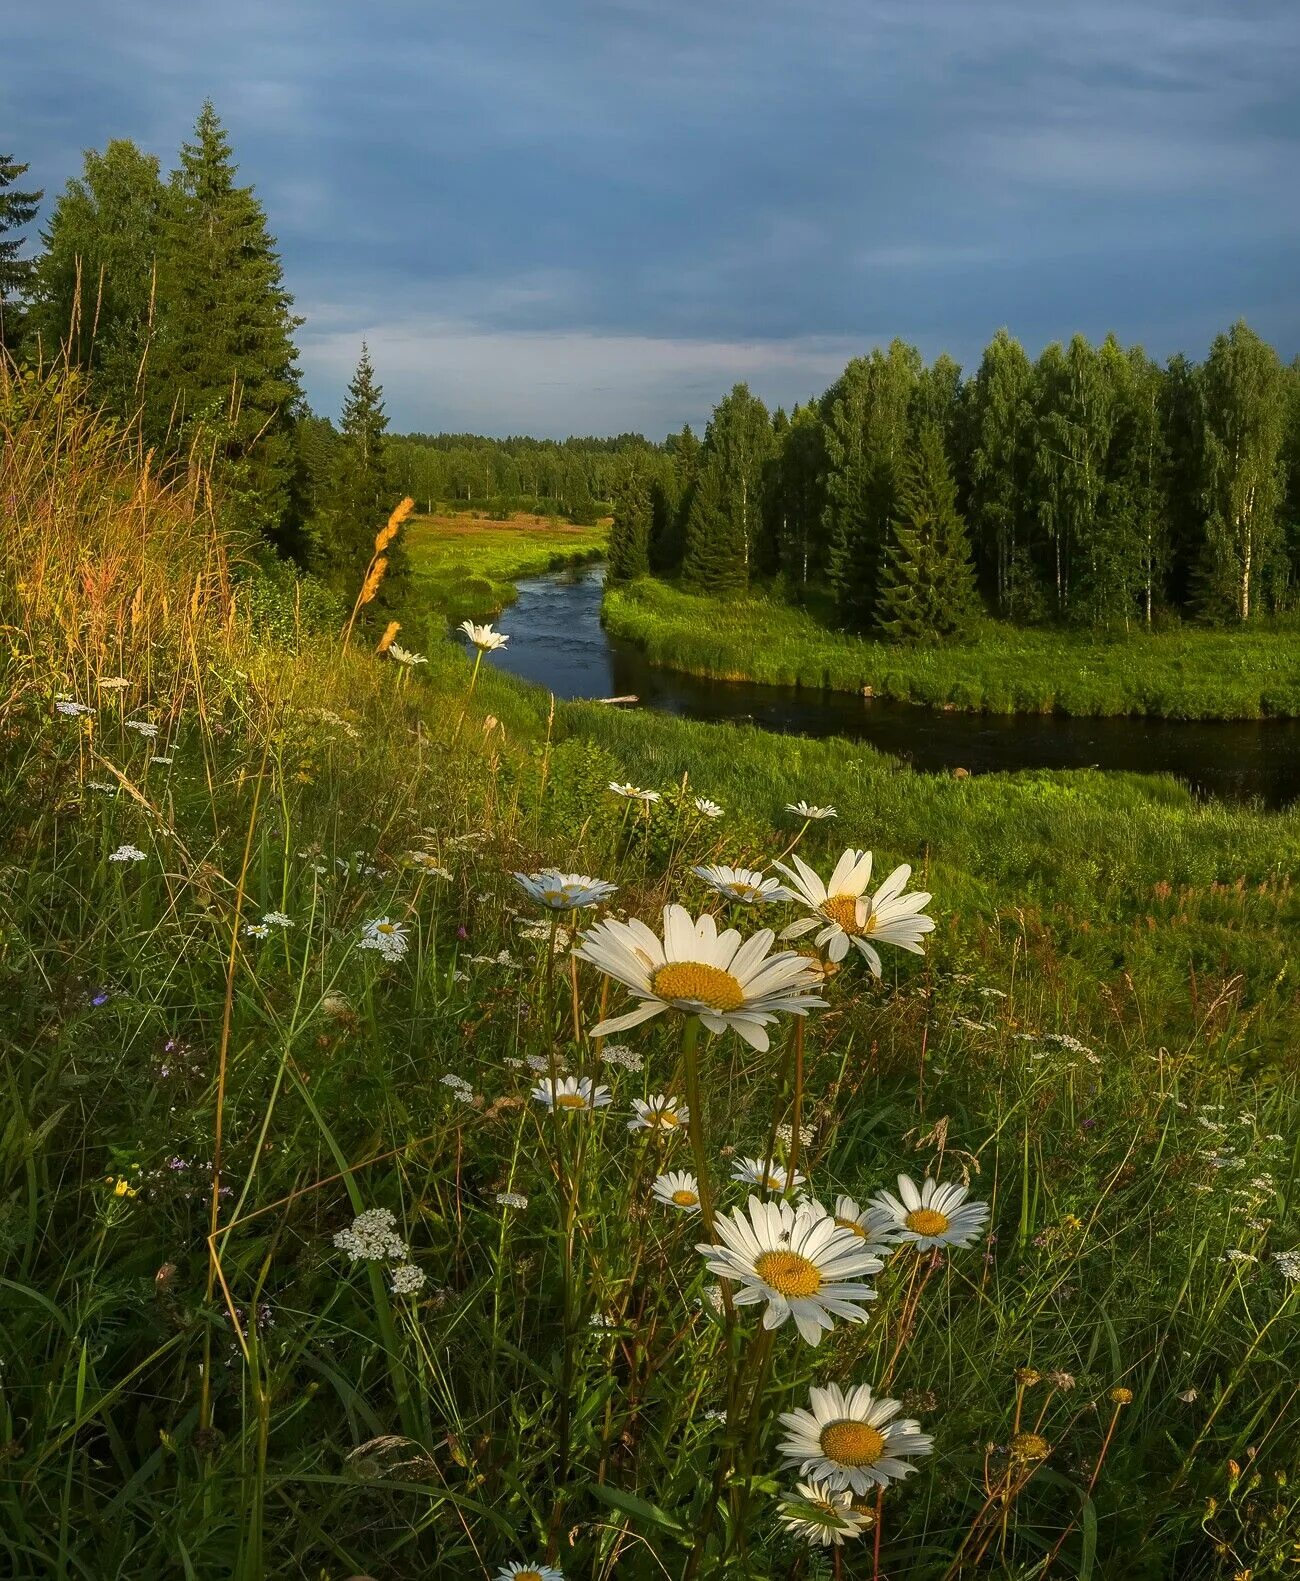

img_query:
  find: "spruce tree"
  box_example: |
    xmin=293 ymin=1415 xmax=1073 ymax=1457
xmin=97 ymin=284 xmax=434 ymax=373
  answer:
xmin=28 ymin=140 xmax=166 ymax=411
xmin=650 ymin=424 xmax=699 ymax=572
xmin=0 ymin=154 xmax=42 ymax=352
xmin=607 ymin=466 xmax=652 ymax=582
xmin=681 ymin=462 xmax=745 ymax=593
xmin=149 ymin=103 xmax=303 ymax=548
xmin=319 ymin=344 xmax=405 ymax=604
xmin=876 ymin=424 xmax=977 ymax=642
xmin=966 ymin=331 xmax=1034 ymax=617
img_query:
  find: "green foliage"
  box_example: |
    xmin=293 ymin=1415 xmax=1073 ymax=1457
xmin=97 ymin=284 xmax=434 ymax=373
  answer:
xmin=682 ymin=461 xmax=746 ymax=593
xmin=876 ymin=423 xmax=977 ymax=642
xmin=0 ymin=152 xmax=42 ymax=350
xmin=606 ymin=463 xmax=653 ymax=582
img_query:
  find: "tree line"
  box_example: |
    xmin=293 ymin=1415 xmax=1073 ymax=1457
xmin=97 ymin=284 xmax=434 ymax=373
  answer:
xmin=608 ymin=328 xmax=1300 ymax=636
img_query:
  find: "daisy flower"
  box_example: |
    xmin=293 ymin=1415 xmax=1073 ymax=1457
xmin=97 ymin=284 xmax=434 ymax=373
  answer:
xmin=775 ymin=850 xmax=934 ymax=973
xmin=697 ymin=1196 xmax=882 ymax=1345
xmin=786 ymin=801 xmax=837 ymax=821
xmin=628 ymin=1094 xmax=688 ymax=1133
xmin=867 ymin=1175 xmax=989 ymax=1249
xmin=388 ymin=643 xmax=427 ymax=666
xmin=692 ymin=864 xmax=793 ymax=905
xmin=732 ymin=1156 xmax=805 ymax=1192
xmin=693 ymin=796 xmax=724 ymax=819
xmin=513 ymin=870 xmax=618 ymax=911
xmin=494 ymin=1563 xmax=563 ymax=1581
xmin=652 ymin=1170 xmax=701 ymax=1212
xmin=575 ymin=904 xmax=825 ymax=1053
xmin=108 ymin=844 xmax=147 ymax=863
xmin=459 ymin=620 xmax=509 ymax=652
xmin=243 ymin=922 xmax=270 ymax=939
xmin=778 ymin=1382 xmax=934 ymax=1493
xmin=531 ymin=1075 xmax=612 ymax=1111
xmin=608 ymin=782 xmax=660 ymax=803
xmin=358 ymin=917 xmax=410 ymax=962
xmin=829 ymin=1194 xmax=898 ymax=1254
xmin=778 ymin=1479 xmax=875 ymax=1547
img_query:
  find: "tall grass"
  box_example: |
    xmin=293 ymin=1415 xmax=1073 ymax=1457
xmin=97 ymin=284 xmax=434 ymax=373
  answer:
xmin=603 ymin=580 xmax=1300 ymax=721
xmin=1 ymin=372 xmax=1297 ymax=1579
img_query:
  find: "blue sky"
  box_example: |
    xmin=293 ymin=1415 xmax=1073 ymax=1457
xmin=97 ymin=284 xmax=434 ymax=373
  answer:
xmin=7 ymin=0 xmax=1298 ymax=436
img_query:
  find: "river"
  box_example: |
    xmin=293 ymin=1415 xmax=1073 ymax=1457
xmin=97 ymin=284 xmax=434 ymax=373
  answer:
xmin=479 ymin=567 xmax=1300 ymax=808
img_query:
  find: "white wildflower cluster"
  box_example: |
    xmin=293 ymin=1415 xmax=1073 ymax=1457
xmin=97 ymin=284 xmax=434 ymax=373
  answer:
xmin=109 ymin=844 xmax=147 ymax=863
xmin=599 ymin=1043 xmax=644 ymax=1071
xmin=495 ymin=1191 xmax=529 ymax=1210
xmin=777 ymin=1121 xmax=817 ymax=1150
xmin=389 ymin=1262 xmax=426 ymax=1295
xmin=440 ymin=1073 xmax=476 ymax=1104
xmin=126 ymin=719 xmax=159 ymax=739
xmin=332 ymin=1208 xmax=408 ymax=1263
xmin=1274 ymin=1249 xmax=1300 ymax=1282
xmin=406 ymin=851 xmax=452 ymax=878
xmin=55 ymin=698 xmax=94 ymax=717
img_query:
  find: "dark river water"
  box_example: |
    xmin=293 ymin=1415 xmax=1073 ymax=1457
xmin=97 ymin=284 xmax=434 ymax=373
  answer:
xmin=481 ymin=567 xmax=1300 ymax=808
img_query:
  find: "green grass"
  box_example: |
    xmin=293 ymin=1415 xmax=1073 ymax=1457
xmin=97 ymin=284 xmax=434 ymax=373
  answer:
xmin=406 ymin=509 xmax=607 ymax=628
xmin=603 ymin=578 xmax=1300 ymax=720
xmin=4 ymin=387 xmax=1300 ymax=1579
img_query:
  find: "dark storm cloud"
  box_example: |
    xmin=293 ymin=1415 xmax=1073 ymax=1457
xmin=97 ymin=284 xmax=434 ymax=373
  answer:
xmin=6 ymin=0 xmax=1297 ymax=434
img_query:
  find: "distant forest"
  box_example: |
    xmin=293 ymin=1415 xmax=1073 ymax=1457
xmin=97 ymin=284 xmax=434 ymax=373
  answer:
xmin=4 ymin=111 xmax=1298 ymax=635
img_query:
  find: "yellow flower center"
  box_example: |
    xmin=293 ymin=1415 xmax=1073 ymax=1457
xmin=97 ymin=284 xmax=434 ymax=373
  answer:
xmin=820 ymin=894 xmax=863 ymax=934
xmin=652 ymin=961 xmax=746 ymax=1011
xmin=555 ymin=1093 xmax=587 ymax=1109
xmin=649 ymin=1110 xmax=680 ymax=1127
xmin=376 ymin=922 xmax=396 ymax=935
xmin=835 ymin=1216 xmax=867 ymax=1237
xmin=671 ymin=1189 xmax=699 ymax=1207
xmin=513 ymin=1572 xmax=544 ymax=1581
xmin=820 ymin=1420 xmax=886 ymax=1466
xmin=753 ymin=1250 xmax=823 ymax=1298
xmin=904 ymin=1208 xmax=950 ymax=1236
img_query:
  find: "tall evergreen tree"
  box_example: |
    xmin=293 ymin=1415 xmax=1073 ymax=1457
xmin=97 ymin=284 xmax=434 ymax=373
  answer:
xmin=319 ymin=344 xmax=405 ymax=605
xmin=681 ymin=461 xmax=745 ymax=593
xmin=0 ymin=154 xmax=42 ymax=352
xmin=606 ymin=464 xmax=653 ymax=582
xmin=704 ymin=383 xmax=774 ymax=580
xmin=768 ymin=402 xmax=826 ymax=586
xmin=149 ymin=103 xmax=303 ymax=548
xmin=1195 ymin=321 xmax=1288 ymax=620
xmin=28 ymin=140 xmax=166 ymax=412
xmin=649 ymin=423 xmax=699 ymax=572
xmin=1161 ymin=353 xmax=1206 ymax=610
xmin=876 ymin=423 xmax=978 ymax=642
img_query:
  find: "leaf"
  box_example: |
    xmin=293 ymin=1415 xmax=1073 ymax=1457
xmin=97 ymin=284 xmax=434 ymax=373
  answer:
xmin=586 ymin=1481 xmax=687 ymax=1539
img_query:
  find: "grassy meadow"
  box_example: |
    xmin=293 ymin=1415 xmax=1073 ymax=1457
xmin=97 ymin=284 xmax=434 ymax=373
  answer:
xmin=3 ymin=376 xmax=1299 ymax=1581
xmin=602 ymin=579 xmax=1300 ymax=720
xmin=407 ymin=509 xmax=607 ymax=628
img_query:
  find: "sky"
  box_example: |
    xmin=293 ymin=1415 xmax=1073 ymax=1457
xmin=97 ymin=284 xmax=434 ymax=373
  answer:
xmin=6 ymin=0 xmax=1298 ymax=437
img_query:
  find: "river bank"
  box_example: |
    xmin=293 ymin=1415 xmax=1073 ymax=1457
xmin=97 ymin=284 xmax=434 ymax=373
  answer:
xmin=603 ymin=577 xmax=1300 ymax=721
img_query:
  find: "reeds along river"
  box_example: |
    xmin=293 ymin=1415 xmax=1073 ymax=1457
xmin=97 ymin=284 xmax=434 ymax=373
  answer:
xmin=477 ymin=567 xmax=1300 ymax=809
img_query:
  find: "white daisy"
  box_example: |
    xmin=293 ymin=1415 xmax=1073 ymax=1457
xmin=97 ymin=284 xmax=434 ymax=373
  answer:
xmin=358 ymin=916 xmax=410 ymax=962
xmin=513 ymin=870 xmax=618 ymax=911
xmin=693 ymin=796 xmax=724 ymax=819
xmin=828 ymin=1194 xmax=898 ymax=1254
xmin=243 ymin=922 xmax=270 ymax=939
xmin=608 ymin=781 xmax=660 ymax=803
xmin=778 ymin=1382 xmax=934 ymax=1493
xmin=575 ymin=905 xmax=826 ymax=1053
xmin=697 ymin=1196 xmax=882 ymax=1345
xmin=786 ymin=801 xmax=837 ymax=821
xmin=108 ymin=844 xmax=147 ymax=863
xmin=732 ymin=1156 xmax=805 ymax=1192
xmin=778 ymin=1479 xmax=875 ymax=1547
xmin=531 ymin=1075 xmax=612 ymax=1111
xmin=459 ymin=620 xmax=509 ymax=652
xmin=651 ymin=1170 xmax=701 ymax=1212
xmin=692 ymin=864 xmax=793 ymax=906
xmin=388 ymin=643 xmax=427 ymax=666
xmin=628 ymin=1094 xmax=688 ymax=1133
xmin=867 ymin=1175 xmax=989 ymax=1250
xmin=493 ymin=1562 xmax=563 ymax=1581
xmin=775 ymin=850 xmax=935 ymax=973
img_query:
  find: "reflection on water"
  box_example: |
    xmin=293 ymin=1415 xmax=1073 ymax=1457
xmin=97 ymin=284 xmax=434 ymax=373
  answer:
xmin=478 ymin=567 xmax=1300 ymax=809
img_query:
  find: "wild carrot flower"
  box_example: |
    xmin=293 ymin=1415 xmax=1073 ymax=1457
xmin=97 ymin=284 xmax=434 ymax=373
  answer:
xmin=109 ymin=844 xmax=147 ymax=863
xmin=389 ymin=1262 xmax=426 ymax=1295
xmin=575 ymin=905 xmax=825 ymax=1052
xmin=778 ymin=1382 xmax=934 ymax=1492
xmin=333 ymin=1208 xmax=408 ymax=1263
xmin=776 ymin=850 xmax=934 ymax=973
xmin=697 ymin=1196 xmax=882 ymax=1345
xmin=55 ymin=698 xmax=94 ymax=717
xmin=867 ymin=1175 xmax=989 ymax=1249
xmin=126 ymin=719 xmax=159 ymax=738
